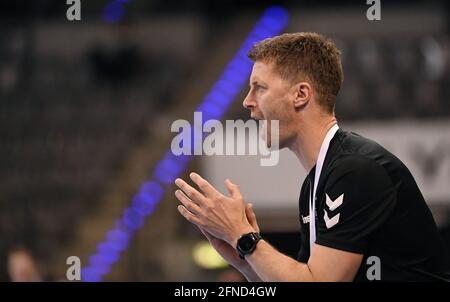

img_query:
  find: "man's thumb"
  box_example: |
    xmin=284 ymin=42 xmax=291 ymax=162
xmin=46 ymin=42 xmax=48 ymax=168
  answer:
xmin=245 ymin=203 xmax=260 ymax=232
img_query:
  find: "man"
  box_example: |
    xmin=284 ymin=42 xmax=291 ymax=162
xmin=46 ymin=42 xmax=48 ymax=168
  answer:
xmin=174 ymin=32 xmax=450 ymax=281
xmin=7 ymin=247 xmax=42 ymax=282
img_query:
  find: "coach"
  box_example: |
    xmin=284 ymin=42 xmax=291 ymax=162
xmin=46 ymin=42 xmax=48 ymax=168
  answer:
xmin=174 ymin=32 xmax=450 ymax=281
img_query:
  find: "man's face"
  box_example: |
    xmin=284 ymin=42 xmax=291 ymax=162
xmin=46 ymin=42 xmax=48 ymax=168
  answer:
xmin=7 ymin=251 xmax=40 ymax=282
xmin=243 ymin=61 xmax=296 ymax=149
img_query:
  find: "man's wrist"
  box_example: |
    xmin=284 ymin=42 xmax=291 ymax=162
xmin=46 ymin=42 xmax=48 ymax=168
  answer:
xmin=231 ymin=225 xmax=256 ymax=247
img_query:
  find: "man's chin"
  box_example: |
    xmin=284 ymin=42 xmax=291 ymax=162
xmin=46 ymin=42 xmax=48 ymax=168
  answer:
xmin=262 ymin=137 xmax=283 ymax=151
xmin=260 ymin=120 xmax=282 ymax=151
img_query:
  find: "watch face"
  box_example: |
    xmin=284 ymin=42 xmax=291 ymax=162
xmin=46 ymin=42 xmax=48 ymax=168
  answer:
xmin=238 ymin=234 xmax=255 ymax=252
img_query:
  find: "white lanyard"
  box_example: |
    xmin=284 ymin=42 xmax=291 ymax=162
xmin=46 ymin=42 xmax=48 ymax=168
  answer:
xmin=309 ymin=124 xmax=339 ymax=251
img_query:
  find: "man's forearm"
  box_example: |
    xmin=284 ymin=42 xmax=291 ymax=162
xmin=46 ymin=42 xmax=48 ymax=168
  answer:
xmin=245 ymin=240 xmax=314 ymax=282
xmin=238 ymin=263 xmax=262 ymax=282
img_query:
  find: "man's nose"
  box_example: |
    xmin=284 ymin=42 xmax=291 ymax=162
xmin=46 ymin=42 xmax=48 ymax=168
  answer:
xmin=243 ymin=92 xmax=256 ymax=109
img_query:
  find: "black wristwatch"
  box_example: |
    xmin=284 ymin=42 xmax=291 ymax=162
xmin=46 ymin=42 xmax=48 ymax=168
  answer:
xmin=236 ymin=232 xmax=262 ymax=259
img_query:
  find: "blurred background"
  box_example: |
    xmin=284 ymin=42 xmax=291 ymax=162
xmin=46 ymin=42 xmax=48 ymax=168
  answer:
xmin=0 ymin=0 xmax=449 ymax=281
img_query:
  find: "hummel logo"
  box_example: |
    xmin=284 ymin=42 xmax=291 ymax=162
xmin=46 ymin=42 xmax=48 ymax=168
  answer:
xmin=326 ymin=193 xmax=344 ymax=211
xmin=301 ymin=215 xmax=310 ymax=224
xmin=324 ymin=211 xmax=340 ymax=229
xmin=323 ymin=193 xmax=344 ymax=229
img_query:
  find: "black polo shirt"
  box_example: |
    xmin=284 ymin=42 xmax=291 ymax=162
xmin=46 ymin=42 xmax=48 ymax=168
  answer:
xmin=297 ymin=128 xmax=450 ymax=281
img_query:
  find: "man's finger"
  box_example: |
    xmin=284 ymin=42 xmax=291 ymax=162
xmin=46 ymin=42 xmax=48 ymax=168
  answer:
xmin=224 ymin=178 xmax=242 ymax=199
xmin=175 ymin=178 xmax=207 ymax=205
xmin=175 ymin=190 xmax=202 ymax=216
xmin=189 ymin=172 xmax=222 ymax=198
xmin=246 ymin=203 xmax=260 ymax=232
xmin=177 ymin=205 xmax=202 ymax=226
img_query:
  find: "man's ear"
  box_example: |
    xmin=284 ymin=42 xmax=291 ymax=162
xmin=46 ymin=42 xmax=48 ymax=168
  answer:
xmin=293 ymin=82 xmax=312 ymax=109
